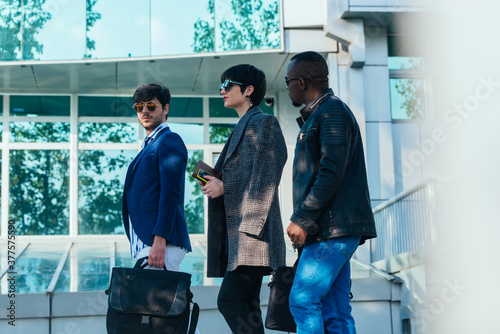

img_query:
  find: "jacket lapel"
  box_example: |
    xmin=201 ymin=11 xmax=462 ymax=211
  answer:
xmin=125 ymin=126 xmax=170 ymax=189
xmin=224 ymin=107 xmax=260 ymax=165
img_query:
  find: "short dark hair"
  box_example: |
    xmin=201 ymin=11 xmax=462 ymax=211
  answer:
xmin=220 ymin=64 xmax=266 ymax=106
xmin=133 ymin=83 xmax=171 ymax=113
xmin=290 ymin=51 xmax=329 ymax=91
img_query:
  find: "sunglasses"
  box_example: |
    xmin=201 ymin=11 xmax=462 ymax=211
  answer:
xmin=133 ymin=101 xmax=159 ymax=113
xmin=285 ymin=77 xmax=302 ymax=86
xmin=219 ymin=79 xmax=246 ymax=93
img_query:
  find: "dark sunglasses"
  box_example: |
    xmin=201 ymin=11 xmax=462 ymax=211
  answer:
xmin=133 ymin=101 xmax=159 ymax=113
xmin=285 ymin=77 xmax=302 ymax=86
xmin=219 ymin=79 xmax=246 ymax=93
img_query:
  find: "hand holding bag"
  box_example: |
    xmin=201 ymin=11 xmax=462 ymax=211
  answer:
xmin=105 ymin=257 xmax=199 ymax=334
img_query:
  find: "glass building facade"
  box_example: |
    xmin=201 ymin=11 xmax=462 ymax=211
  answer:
xmin=0 ymin=0 xmax=283 ymax=298
xmin=0 ymin=0 xmax=282 ymax=61
xmin=0 ymin=94 xmax=274 ymax=237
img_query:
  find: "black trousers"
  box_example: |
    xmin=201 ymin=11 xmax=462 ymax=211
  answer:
xmin=217 ymin=266 xmax=267 ymax=334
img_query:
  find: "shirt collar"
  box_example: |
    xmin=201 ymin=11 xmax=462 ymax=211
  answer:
xmin=148 ymin=122 xmax=168 ymax=139
xmin=142 ymin=122 xmax=168 ymax=148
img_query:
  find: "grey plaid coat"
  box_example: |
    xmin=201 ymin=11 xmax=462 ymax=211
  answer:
xmin=207 ymin=107 xmax=287 ymax=277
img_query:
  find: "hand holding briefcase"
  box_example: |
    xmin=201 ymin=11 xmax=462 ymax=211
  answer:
xmin=105 ymin=257 xmax=199 ymax=334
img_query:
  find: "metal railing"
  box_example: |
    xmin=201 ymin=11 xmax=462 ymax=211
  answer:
xmin=370 ymin=179 xmax=437 ymax=263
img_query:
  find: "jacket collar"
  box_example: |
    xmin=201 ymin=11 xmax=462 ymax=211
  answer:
xmin=224 ymin=106 xmax=261 ymax=165
xmin=296 ymin=88 xmax=334 ymax=128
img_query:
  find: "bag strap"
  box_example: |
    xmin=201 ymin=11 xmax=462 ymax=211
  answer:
xmin=133 ymin=256 xmax=167 ymax=270
xmin=188 ymin=302 xmax=200 ymax=334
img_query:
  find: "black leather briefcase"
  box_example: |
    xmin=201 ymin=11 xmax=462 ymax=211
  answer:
xmin=105 ymin=257 xmax=199 ymax=334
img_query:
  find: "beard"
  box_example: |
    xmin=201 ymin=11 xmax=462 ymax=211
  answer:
xmin=288 ymin=93 xmax=303 ymax=108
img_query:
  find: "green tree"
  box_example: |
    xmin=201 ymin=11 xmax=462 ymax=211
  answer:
xmin=0 ymin=0 xmax=52 ymax=60
xmin=10 ymin=149 xmax=70 ymax=235
xmin=185 ymin=150 xmax=204 ymax=234
xmin=9 ymin=123 xmax=70 ymax=234
xmin=9 ymin=120 xmax=207 ymax=236
xmin=210 ymin=124 xmax=234 ymax=144
xmin=395 ymin=59 xmax=426 ymax=120
xmin=192 ymin=0 xmax=280 ymax=53
xmin=85 ymin=0 xmax=101 ymax=58
xmin=78 ymin=122 xmax=136 ymax=234
xmin=192 ymin=0 xmax=215 ymax=52
xmin=78 ymin=149 xmax=132 ymax=234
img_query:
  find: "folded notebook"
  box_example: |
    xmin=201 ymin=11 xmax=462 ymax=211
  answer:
xmin=191 ymin=160 xmax=222 ymax=185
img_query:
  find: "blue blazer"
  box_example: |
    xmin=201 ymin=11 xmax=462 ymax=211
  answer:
xmin=122 ymin=126 xmax=192 ymax=252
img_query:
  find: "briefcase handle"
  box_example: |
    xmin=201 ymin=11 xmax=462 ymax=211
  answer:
xmin=134 ymin=256 xmax=167 ymax=270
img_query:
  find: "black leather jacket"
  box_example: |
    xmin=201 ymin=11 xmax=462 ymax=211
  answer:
xmin=291 ymin=89 xmax=376 ymax=245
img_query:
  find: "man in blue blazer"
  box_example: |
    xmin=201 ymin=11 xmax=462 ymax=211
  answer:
xmin=122 ymin=83 xmax=191 ymax=270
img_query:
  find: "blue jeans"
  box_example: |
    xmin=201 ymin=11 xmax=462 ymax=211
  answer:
xmin=289 ymin=236 xmax=361 ymax=334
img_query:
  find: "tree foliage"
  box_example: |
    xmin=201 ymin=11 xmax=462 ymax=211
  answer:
xmin=0 ymin=0 xmax=52 ymax=60
xmin=192 ymin=0 xmax=280 ymax=53
xmin=192 ymin=0 xmax=215 ymax=52
xmin=185 ymin=150 xmax=204 ymax=234
xmin=394 ymin=78 xmax=425 ymax=120
xmin=210 ymin=124 xmax=234 ymax=144
xmin=10 ymin=149 xmax=70 ymax=235
xmin=394 ymin=59 xmax=426 ymax=120
xmin=0 ymin=0 xmax=101 ymax=60
xmin=8 ymin=122 xmax=206 ymax=235
xmin=78 ymin=148 xmax=132 ymax=235
xmin=85 ymin=0 xmax=101 ymax=58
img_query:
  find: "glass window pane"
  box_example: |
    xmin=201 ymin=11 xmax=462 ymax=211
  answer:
xmin=210 ymin=124 xmax=235 ymax=144
xmin=181 ymin=246 xmax=205 ymax=286
xmin=185 ymin=150 xmax=205 ymax=234
xmin=169 ymin=97 xmax=203 ymax=118
xmin=152 ymin=0 xmax=211 ymax=55
xmin=116 ymin=242 xmax=135 ymax=268
xmin=390 ymin=78 xmax=425 ymax=120
xmin=10 ymin=122 xmax=70 ymax=142
xmin=0 ymin=3 xmax=22 ymax=60
xmin=169 ymin=123 xmax=204 ymax=144
xmin=0 ymin=153 xmax=1 ymax=230
xmin=209 ymin=97 xmax=235 ymax=118
xmin=79 ymin=150 xmax=137 ymax=235
xmin=35 ymin=1 xmax=86 ymax=60
xmin=54 ymin=244 xmax=110 ymax=292
xmin=10 ymin=150 xmax=70 ymax=235
xmin=86 ymin=0 xmax=149 ymax=59
xmin=214 ymin=0 xmax=281 ymax=52
xmin=388 ymin=57 xmax=425 ymax=70
xmin=10 ymin=95 xmax=70 ymax=116
xmin=187 ymin=0 xmax=216 ymax=53
xmin=2 ymin=244 xmax=64 ymax=294
xmin=78 ymin=96 xmax=135 ymax=117
xmin=79 ymin=123 xmax=138 ymax=143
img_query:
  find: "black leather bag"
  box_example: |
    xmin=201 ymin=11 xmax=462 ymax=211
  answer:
xmin=265 ymin=261 xmax=298 ymax=332
xmin=105 ymin=257 xmax=199 ymax=334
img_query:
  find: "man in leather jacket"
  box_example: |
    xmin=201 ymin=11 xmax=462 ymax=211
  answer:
xmin=286 ymin=51 xmax=377 ymax=334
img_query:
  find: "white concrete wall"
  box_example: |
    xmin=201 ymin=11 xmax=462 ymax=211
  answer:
xmin=363 ymin=26 xmax=396 ymax=202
